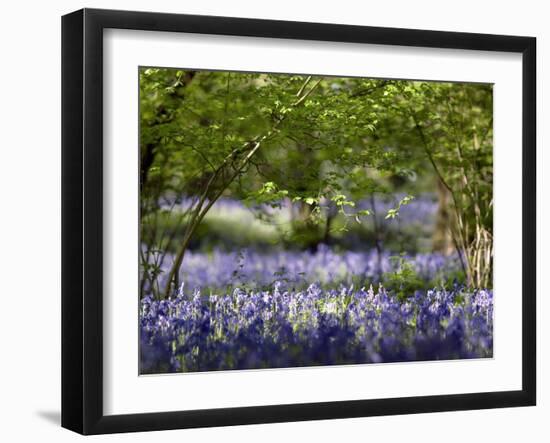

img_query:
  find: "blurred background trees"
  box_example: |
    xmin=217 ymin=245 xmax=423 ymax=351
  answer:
xmin=139 ymin=68 xmax=493 ymax=297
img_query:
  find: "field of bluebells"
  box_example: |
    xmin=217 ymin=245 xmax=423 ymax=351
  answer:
xmin=148 ymin=246 xmax=461 ymax=295
xmin=140 ymin=244 xmax=493 ymax=373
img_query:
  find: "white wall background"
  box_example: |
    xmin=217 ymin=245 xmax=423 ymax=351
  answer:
xmin=0 ymin=0 xmax=546 ymax=441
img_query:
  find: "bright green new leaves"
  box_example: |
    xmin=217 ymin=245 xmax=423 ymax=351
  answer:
xmin=139 ymin=68 xmax=493 ymax=296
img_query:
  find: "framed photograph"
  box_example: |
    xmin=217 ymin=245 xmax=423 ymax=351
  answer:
xmin=61 ymin=8 xmax=536 ymax=435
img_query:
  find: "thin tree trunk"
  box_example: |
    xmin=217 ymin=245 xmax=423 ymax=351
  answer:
xmin=370 ymin=194 xmax=383 ymax=276
xmin=433 ymin=179 xmax=454 ymax=254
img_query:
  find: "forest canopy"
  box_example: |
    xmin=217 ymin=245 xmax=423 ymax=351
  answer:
xmin=139 ymin=68 xmax=493 ymax=299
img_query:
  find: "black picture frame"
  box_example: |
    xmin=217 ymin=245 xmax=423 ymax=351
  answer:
xmin=62 ymin=8 xmax=536 ymax=435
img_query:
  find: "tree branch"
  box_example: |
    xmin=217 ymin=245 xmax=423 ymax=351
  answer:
xmin=163 ymin=75 xmax=323 ymax=297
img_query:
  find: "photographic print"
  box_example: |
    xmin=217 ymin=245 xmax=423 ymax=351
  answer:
xmin=138 ymin=68 xmax=494 ymax=374
xmin=62 ymin=10 xmax=536 ymax=433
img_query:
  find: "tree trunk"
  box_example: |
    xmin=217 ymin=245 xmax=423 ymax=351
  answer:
xmin=432 ymin=179 xmax=454 ymax=255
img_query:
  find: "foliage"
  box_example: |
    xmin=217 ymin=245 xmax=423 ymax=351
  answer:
xmin=393 ymin=82 xmax=493 ymax=287
xmin=139 ymin=68 xmax=493 ymax=297
xmin=381 ymin=255 xmax=425 ymax=302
